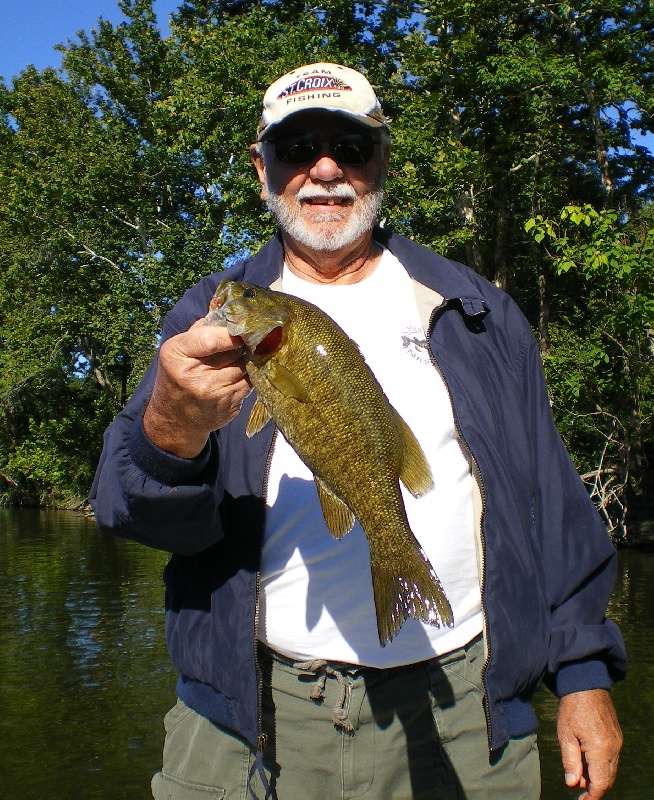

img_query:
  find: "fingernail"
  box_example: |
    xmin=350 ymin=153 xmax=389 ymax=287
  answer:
xmin=564 ymin=772 xmax=575 ymax=785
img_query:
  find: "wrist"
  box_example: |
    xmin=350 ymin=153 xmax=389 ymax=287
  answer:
xmin=130 ymin=411 xmax=213 ymax=485
xmin=143 ymin=396 xmax=209 ymax=459
xmin=553 ymin=658 xmax=612 ymax=698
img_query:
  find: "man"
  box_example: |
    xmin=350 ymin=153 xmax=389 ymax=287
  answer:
xmin=91 ymin=63 xmax=626 ymax=799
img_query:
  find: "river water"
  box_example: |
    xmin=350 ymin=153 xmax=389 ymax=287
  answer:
xmin=0 ymin=508 xmax=651 ymax=799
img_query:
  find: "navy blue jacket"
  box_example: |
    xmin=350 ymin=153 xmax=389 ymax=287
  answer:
xmin=90 ymin=230 xmax=626 ymax=752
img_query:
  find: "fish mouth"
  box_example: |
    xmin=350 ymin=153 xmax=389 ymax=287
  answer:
xmin=205 ymin=283 xmax=244 ymax=332
xmin=207 ymin=281 xmax=230 ymax=319
xmin=208 ymin=303 xmax=270 ymax=351
xmin=204 ymin=280 xmax=288 ymax=353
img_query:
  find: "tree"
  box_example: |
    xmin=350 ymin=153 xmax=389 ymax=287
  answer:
xmin=0 ymin=0 xmax=652 ymax=518
xmin=0 ymin=2 xmax=182 ymax=503
xmin=527 ymin=204 xmax=654 ymax=539
xmin=387 ymin=0 xmax=653 ymax=320
xmin=0 ymin=0 xmax=383 ymax=504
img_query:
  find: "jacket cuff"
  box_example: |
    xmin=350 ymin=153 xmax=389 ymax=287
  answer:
xmin=128 ymin=414 xmax=212 ymax=486
xmin=553 ymin=658 xmax=613 ymax=697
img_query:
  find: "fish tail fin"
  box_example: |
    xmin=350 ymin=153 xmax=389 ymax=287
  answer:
xmin=371 ymin=546 xmax=453 ymax=646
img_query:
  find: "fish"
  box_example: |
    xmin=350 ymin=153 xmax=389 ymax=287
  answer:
xmin=205 ymin=278 xmax=453 ymax=645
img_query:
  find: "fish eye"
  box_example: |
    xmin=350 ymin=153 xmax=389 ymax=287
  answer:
xmin=243 ymin=288 xmax=257 ymax=298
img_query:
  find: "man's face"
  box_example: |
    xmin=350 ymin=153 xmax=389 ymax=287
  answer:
xmin=251 ymin=111 xmax=389 ymax=254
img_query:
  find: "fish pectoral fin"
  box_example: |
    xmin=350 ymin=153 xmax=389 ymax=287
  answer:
xmin=265 ymin=360 xmax=311 ymax=402
xmin=314 ymin=476 xmax=356 ymax=539
xmin=396 ymin=412 xmax=434 ymax=497
xmin=246 ymin=398 xmax=271 ymax=437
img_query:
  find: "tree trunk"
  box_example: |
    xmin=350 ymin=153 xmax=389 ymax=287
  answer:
xmin=493 ymin=205 xmax=510 ymax=291
xmin=537 ymin=253 xmax=550 ymax=356
xmin=584 ymin=86 xmax=613 ymax=199
xmin=449 ymin=103 xmax=487 ymax=277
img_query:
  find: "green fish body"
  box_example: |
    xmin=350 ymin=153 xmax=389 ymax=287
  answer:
xmin=205 ymin=279 xmax=453 ymax=645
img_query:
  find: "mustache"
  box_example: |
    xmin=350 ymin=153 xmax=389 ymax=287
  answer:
xmin=294 ymin=184 xmax=358 ymax=203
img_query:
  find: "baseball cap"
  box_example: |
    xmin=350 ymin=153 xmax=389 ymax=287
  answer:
xmin=257 ymin=62 xmax=388 ymax=140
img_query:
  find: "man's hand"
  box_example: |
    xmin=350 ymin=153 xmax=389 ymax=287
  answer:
xmin=143 ymin=319 xmax=252 ymax=458
xmin=557 ymin=689 xmax=622 ymax=800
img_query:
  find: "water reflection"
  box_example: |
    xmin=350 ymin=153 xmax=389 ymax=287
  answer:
xmin=0 ymin=508 xmax=175 ymax=799
xmin=534 ymin=549 xmax=654 ymax=799
xmin=0 ymin=509 xmax=651 ymax=799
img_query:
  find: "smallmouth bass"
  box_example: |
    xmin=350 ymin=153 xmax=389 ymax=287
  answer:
xmin=205 ymin=279 xmax=453 ymax=644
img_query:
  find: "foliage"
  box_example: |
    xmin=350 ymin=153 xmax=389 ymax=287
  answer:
xmin=0 ymin=0 xmax=652 ymax=524
xmin=387 ymin=0 xmax=653 ymax=306
xmin=527 ymin=205 xmax=654 ymax=538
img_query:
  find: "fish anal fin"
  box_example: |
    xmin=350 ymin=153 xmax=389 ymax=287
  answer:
xmin=371 ymin=545 xmax=454 ymax=645
xmin=246 ymin=398 xmax=271 ymax=438
xmin=395 ymin=412 xmax=434 ymax=498
xmin=265 ymin=360 xmax=310 ymax=402
xmin=314 ymin=476 xmax=355 ymax=539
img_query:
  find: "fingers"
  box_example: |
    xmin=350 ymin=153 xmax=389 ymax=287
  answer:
xmin=179 ymin=318 xmax=246 ymax=363
xmin=561 ymin=738 xmax=584 ymax=789
xmin=156 ymin=328 xmax=247 ymax=399
xmin=142 ymin=321 xmax=252 ymax=458
xmin=557 ymin=690 xmax=622 ymax=800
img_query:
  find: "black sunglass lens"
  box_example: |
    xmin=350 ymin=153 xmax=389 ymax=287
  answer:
xmin=274 ymin=135 xmax=320 ymax=164
xmin=331 ymin=134 xmax=375 ymax=164
xmin=269 ymin=132 xmax=377 ymax=165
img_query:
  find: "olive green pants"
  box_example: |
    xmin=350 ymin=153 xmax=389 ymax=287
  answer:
xmin=151 ymin=637 xmax=540 ymax=800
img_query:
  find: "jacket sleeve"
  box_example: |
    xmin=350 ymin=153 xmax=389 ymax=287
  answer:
xmin=521 ymin=331 xmax=627 ymax=695
xmin=89 ymin=284 xmax=226 ymax=555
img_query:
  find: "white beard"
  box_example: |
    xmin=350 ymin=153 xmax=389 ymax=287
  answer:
xmin=265 ymin=183 xmax=384 ymax=252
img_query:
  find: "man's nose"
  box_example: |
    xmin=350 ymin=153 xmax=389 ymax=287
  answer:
xmin=308 ymin=147 xmax=344 ymax=181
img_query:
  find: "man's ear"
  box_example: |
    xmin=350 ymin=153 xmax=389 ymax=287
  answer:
xmin=250 ymin=144 xmax=268 ymax=201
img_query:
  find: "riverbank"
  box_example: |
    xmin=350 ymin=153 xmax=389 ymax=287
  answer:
xmin=617 ymin=517 xmax=654 ymax=549
xmin=7 ymin=494 xmax=654 ymax=549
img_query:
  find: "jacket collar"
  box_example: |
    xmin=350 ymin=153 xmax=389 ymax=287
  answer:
xmin=377 ymin=228 xmax=489 ymax=318
xmin=241 ymin=229 xmax=490 ymax=319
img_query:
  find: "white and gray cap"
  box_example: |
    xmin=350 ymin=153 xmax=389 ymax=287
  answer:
xmin=257 ymin=62 xmax=388 ymax=141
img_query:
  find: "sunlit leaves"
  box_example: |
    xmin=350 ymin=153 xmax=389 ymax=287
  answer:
xmin=0 ymin=0 xmax=652 ymax=510
xmin=526 ymin=204 xmax=654 ymax=535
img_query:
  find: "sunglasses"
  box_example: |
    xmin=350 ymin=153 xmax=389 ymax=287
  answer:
xmin=263 ymin=132 xmax=379 ymax=165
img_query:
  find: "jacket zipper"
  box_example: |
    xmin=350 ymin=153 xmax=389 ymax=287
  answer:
xmin=253 ymin=426 xmax=278 ymax=753
xmin=253 ymin=570 xmax=267 ymax=752
xmin=427 ymin=300 xmax=493 ymax=749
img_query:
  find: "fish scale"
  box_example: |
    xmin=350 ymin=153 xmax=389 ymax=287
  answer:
xmin=205 ymin=279 xmax=453 ymax=645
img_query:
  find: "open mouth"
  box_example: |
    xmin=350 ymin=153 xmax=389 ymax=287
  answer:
xmin=297 ymin=184 xmax=357 ymax=209
xmin=302 ymin=196 xmax=353 ymax=208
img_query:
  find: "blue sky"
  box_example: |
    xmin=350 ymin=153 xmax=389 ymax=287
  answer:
xmin=0 ymin=0 xmax=180 ymax=84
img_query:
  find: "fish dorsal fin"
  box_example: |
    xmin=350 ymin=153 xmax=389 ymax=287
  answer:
xmin=265 ymin=360 xmax=310 ymax=402
xmin=314 ymin=476 xmax=356 ymax=539
xmin=246 ymin=398 xmax=271 ymax=438
xmin=395 ymin=412 xmax=434 ymax=498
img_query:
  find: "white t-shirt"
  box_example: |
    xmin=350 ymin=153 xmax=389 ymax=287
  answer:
xmin=259 ymin=249 xmax=483 ymax=667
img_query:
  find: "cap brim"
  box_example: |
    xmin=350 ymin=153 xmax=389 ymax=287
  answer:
xmin=257 ymin=108 xmax=386 ymax=141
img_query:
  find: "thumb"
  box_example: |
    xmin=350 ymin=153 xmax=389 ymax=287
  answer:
xmin=560 ymin=735 xmax=583 ymax=787
xmin=182 ymin=318 xmax=244 ymax=358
